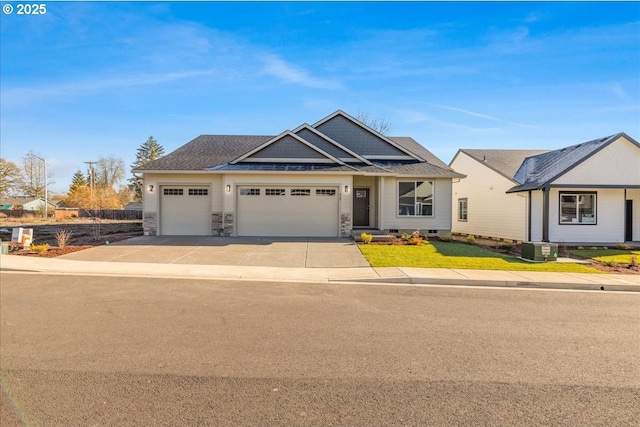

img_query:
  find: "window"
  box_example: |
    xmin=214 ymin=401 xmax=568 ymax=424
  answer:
xmin=163 ymin=188 xmax=183 ymax=195
xmin=266 ymin=188 xmax=286 ymax=196
xmin=458 ymin=198 xmax=468 ymax=221
xmin=291 ymin=189 xmax=311 ymax=196
xmin=398 ymin=181 xmax=434 ymax=216
xmin=188 ymin=188 xmax=208 ymax=196
xmin=316 ymin=189 xmax=336 ymax=196
xmin=560 ymin=192 xmax=596 ymax=224
xmin=240 ymin=188 xmax=260 ymax=196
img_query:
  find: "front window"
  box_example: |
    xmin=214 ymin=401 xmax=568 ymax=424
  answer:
xmin=458 ymin=198 xmax=468 ymax=221
xmin=398 ymin=181 xmax=434 ymax=216
xmin=560 ymin=192 xmax=596 ymax=224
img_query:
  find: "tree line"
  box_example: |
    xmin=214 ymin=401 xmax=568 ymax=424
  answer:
xmin=0 ymin=136 xmax=165 ymax=210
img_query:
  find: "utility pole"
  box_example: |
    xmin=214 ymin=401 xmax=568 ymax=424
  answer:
xmin=84 ymin=161 xmax=96 ymax=209
xmin=30 ymin=154 xmax=47 ymax=218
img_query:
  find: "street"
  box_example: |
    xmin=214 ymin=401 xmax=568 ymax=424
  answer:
xmin=1 ymin=272 xmax=639 ymax=426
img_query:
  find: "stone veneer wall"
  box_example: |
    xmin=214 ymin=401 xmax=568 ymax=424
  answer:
xmin=223 ymin=213 xmax=234 ymax=237
xmin=340 ymin=213 xmax=351 ymax=237
xmin=143 ymin=212 xmax=157 ymax=236
xmin=211 ymin=212 xmax=223 ymax=236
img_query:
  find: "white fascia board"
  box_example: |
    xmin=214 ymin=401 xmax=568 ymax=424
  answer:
xmin=231 ymin=130 xmax=345 ymax=165
xmin=292 ymin=123 xmax=373 ymax=165
xmin=239 ymin=158 xmax=342 ymax=164
xmin=312 ymin=110 xmax=425 ymax=162
xmin=364 ymin=155 xmax=416 ymax=160
xmin=134 ymin=170 xmax=224 ymax=174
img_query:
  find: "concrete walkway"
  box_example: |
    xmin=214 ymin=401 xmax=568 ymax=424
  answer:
xmin=1 ymin=253 xmax=638 ymax=292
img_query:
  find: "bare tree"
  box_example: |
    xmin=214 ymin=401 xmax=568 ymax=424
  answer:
xmin=94 ymin=157 xmax=125 ymax=189
xmin=0 ymin=158 xmax=23 ymax=198
xmin=356 ymin=111 xmax=393 ymax=135
xmin=21 ymin=151 xmax=54 ymax=198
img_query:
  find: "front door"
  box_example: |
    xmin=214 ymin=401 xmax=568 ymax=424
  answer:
xmin=625 ymin=200 xmax=633 ymax=242
xmin=353 ymin=188 xmax=369 ymax=227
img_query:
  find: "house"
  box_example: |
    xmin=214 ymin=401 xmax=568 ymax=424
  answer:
xmin=450 ymin=133 xmax=640 ymax=244
xmin=0 ymin=197 xmax=55 ymax=212
xmin=134 ymin=110 xmax=464 ymax=237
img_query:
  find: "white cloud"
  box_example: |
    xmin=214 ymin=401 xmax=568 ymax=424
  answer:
xmin=260 ymin=53 xmax=343 ymax=90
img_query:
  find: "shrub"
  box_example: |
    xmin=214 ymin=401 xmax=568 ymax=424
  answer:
xmin=407 ymin=236 xmax=422 ymax=245
xmin=604 ymin=260 xmax=618 ymax=267
xmin=497 ymin=243 xmax=515 ymax=252
xmin=401 ymin=232 xmax=412 ymax=241
xmin=55 ymin=229 xmax=73 ymax=249
xmin=385 ymin=233 xmax=398 ymax=244
xmin=589 ymin=246 xmax=598 ymax=250
xmin=466 ymin=234 xmax=476 ymax=245
xmin=577 ymin=246 xmax=585 ymax=250
xmin=439 ymin=235 xmax=453 ymax=242
xmin=30 ymin=243 xmax=50 ymax=253
xmin=615 ymin=243 xmax=631 ymax=250
xmin=603 ymin=246 xmax=609 ymax=250
xmin=360 ymin=232 xmax=373 ymax=244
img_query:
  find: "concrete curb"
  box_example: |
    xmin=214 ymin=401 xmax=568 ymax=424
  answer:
xmin=344 ymin=276 xmax=640 ymax=292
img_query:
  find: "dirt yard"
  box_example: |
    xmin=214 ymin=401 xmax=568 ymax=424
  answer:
xmin=0 ymin=218 xmax=143 ymax=255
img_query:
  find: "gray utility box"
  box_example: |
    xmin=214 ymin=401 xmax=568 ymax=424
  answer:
xmin=521 ymin=242 xmax=558 ymax=262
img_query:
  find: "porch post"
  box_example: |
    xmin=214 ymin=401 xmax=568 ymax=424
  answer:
xmin=542 ymin=186 xmax=550 ymax=242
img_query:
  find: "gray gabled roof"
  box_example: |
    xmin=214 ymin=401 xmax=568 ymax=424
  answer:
xmin=136 ymin=135 xmax=272 ymax=171
xmin=134 ymin=111 xmax=462 ymax=178
xmin=455 ymin=149 xmax=549 ymax=182
xmin=508 ymin=132 xmax=637 ymax=192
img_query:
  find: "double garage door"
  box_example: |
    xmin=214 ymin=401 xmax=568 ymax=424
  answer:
xmin=237 ymin=186 xmax=339 ymax=237
xmin=160 ymin=186 xmax=211 ymax=235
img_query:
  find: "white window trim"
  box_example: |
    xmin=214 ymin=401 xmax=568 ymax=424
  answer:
xmin=397 ymin=180 xmax=435 ymax=217
xmin=559 ymin=191 xmax=597 ymax=225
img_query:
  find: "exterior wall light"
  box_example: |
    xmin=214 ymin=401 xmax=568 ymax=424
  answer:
xmin=148 ymin=185 xmax=154 ymax=193
xmin=344 ymin=185 xmax=349 ymax=193
xmin=225 ymin=184 xmax=231 ymax=192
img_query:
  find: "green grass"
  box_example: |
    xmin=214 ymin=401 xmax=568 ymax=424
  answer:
xmin=359 ymin=241 xmax=602 ymax=273
xmin=569 ymin=248 xmax=640 ymax=265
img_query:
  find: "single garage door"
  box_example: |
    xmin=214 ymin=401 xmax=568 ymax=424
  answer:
xmin=160 ymin=186 xmax=211 ymax=235
xmin=237 ymin=186 xmax=339 ymax=237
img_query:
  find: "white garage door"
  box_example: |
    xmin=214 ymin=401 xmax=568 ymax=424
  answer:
xmin=237 ymin=186 xmax=339 ymax=237
xmin=160 ymin=186 xmax=211 ymax=235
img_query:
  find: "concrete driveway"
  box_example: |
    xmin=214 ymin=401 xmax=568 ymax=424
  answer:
xmin=58 ymin=236 xmax=370 ymax=268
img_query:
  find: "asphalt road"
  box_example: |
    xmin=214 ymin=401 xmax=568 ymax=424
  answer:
xmin=1 ymin=272 xmax=639 ymax=426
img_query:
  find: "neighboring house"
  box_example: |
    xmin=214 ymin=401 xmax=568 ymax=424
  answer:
xmin=0 ymin=197 xmax=55 ymax=212
xmin=134 ymin=110 xmax=464 ymax=237
xmin=450 ymin=133 xmax=640 ymax=244
xmin=124 ymin=202 xmax=143 ymax=211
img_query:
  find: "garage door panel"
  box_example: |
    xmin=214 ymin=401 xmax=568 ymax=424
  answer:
xmin=160 ymin=186 xmax=211 ymax=235
xmin=237 ymin=186 xmax=339 ymax=237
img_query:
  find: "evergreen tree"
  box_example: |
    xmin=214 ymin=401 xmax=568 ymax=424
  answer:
xmin=129 ymin=136 xmax=165 ymax=202
xmin=69 ymin=170 xmax=88 ymax=190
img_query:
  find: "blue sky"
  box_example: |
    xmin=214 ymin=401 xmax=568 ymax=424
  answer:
xmin=1 ymin=1 xmax=639 ymax=193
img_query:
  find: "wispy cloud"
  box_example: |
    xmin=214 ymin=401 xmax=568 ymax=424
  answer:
xmin=430 ymin=103 xmax=536 ymax=128
xmin=260 ymin=53 xmax=342 ymax=90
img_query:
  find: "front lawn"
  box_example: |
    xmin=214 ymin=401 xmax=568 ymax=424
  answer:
xmin=569 ymin=248 xmax=640 ymax=266
xmin=359 ymin=240 xmax=602 ymax=273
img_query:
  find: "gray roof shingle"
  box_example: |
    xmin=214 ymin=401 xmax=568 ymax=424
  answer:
xmin=508 ymin=133 xmax=633 ymax=192
xmin=457 ymin=149 xmax=549 ymax=181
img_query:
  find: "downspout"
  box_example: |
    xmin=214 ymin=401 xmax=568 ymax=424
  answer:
xmin=542 ymin=186 xmax=550 ymax=242
xmin=527 ymin=190 xmax=532 ymax=242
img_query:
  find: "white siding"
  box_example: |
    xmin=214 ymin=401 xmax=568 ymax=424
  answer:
xmin=552 ymin=137 xmax=640 ymax=186
xmin=530 ymin=191 xmax=544 ymax=241
xmin=628 ymin=189 xmax=640 ymax=241
xmin=380 ymin=177 xmax=453 ymax=233
xmin=549 ymin=188 xmax=625 ymax=243
xmin=450 ymin=153 xmax=528 ymax=241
